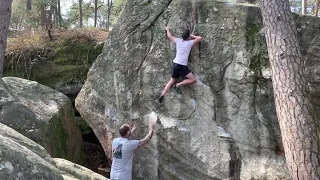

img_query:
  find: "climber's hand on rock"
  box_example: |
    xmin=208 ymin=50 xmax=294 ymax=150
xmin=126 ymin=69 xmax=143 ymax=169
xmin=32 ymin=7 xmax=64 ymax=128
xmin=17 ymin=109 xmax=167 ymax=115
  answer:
xmin=149 ymin=121 xmax=156 ymax=130
xmin=131 ymin=124 xmax=137 ymax=133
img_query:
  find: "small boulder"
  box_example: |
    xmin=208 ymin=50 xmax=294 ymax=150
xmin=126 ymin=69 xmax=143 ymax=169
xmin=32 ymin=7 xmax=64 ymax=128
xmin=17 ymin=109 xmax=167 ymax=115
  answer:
xmin=0 ymin=77 xmax=84 ymax=164
xmin=0 ymin=123 xmax=63 ymax=180
xmin=53 ymin=158 xmax=108 ymax=180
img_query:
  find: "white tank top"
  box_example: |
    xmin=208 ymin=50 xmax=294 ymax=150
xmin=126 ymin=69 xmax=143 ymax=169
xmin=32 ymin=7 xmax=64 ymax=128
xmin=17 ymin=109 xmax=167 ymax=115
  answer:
xmin=173 ymin=38 xmax=194 ymax=66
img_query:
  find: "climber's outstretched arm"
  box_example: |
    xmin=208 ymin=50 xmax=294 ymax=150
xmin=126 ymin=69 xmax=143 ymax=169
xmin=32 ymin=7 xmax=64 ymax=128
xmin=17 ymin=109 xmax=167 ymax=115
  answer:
xmin=165 ymin=26 xmax=176 ymax=42
xmin=137 ymin=117 xmax=156 ymax=148
xmin=190 ymin=34 xmax=203 ymax=45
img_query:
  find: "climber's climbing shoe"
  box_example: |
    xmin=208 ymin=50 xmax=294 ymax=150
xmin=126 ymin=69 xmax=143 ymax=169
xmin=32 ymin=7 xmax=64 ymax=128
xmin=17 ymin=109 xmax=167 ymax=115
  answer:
xmin=173 ymin=85 xmax=182 ymax=94
xmin=158 ymin=95 xmax=164 ymax=103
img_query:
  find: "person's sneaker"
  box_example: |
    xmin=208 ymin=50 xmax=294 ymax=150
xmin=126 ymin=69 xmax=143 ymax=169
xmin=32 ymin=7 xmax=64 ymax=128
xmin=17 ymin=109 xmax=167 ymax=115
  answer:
xmin=158 ymin=95 xmax=164 ymax=103
xmin=173 ymin=85 xmax=182 ymax=94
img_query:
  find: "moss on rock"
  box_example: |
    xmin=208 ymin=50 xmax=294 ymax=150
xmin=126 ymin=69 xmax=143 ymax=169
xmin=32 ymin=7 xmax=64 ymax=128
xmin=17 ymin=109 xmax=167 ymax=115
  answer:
xmin=245 ymin=9 xmax=269 ymax=87
xmin=48 ymin=114 xmax=68 ymax=158
xmin=4 ymin=33 xmax=104 ymax=90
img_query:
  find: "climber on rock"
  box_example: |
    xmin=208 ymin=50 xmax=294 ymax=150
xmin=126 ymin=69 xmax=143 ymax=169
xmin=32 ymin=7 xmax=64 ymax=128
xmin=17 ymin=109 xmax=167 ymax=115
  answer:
xmin=158 ymin=26 xmax=203 ymax=103
xmin=109 ymin=114 xmax=157 ymax=180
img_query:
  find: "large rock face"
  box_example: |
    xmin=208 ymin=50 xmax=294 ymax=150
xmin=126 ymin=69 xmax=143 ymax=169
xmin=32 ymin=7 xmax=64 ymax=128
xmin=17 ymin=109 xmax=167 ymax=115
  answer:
xmin=76 ymin=0 xmax=320 ymax=179
xmin=0 ymin=77 xmax=84 ymax=164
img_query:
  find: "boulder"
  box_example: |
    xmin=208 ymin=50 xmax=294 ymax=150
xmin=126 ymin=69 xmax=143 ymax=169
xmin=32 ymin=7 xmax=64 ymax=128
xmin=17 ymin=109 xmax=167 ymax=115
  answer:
xmin=53 ymin=158 xmax=108 ymax=180
xmin=0 ymin=123 xmax=106 ymax=180
xmin=0 ymin=121 xmax=54 ymax=165
xmin=0 ymin=77 xmax=84 ymax=164
xmin=0 ymin=123 xmax=63 ymax=180
xmin=76 ymin=0 xmax=320 ymax=179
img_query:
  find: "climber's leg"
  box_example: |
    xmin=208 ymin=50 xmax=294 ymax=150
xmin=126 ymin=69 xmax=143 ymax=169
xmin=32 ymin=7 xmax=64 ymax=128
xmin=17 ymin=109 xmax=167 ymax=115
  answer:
xmin=158 ymin=63 xmax=182 ymax=103
xmin=175 ymin=69 xmax=196 ymax=87
xmin=159 ymin=78 xmax=176 ymax=103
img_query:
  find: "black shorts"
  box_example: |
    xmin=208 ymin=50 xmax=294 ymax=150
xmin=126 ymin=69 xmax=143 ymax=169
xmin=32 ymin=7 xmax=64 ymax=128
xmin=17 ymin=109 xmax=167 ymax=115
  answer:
xmin=171 ymin=63 xmax=191 ymax=78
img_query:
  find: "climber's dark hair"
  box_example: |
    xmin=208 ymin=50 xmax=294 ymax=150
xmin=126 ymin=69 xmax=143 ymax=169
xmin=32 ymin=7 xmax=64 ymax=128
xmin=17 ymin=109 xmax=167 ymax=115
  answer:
xmin=182 ymin=29 xmax=190 ymax=40
xmin=119 ymin=124 xmax=130 ymax=137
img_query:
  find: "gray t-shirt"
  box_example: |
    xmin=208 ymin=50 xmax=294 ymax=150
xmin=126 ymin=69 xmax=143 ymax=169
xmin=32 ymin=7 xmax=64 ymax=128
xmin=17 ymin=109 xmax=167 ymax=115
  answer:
xmin=110 ymin=137 xmax=140 ymax=180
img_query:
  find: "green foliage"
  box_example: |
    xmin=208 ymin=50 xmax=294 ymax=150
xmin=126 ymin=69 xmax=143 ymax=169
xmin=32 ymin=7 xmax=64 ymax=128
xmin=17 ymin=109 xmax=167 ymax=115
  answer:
xmin=289 ymin=0 xmax=317 ymax=14
xmin=76 ymin=117 xmax=92 ymax=135
xmin=67 ymin=1 xmax=96 ymax=27
xmin=11 ymin=0 xmax=62 ymax=29
xmin=48 ymin=114 xmax=68 ymax=158
xmin=4 ymin=29 xmax=105 ymax=89
xmin=10 ymin=0 xmax=25 ymax=29
xmin=66 ymin=0 xmax=128 ymax=28
xmin=29 ymin=41 xmax=103 ymax=88
xmin=11 ymin=0 xmax=319 ymax=30
xmin=245 ymin=16 xmax=269 ymax=85
xmin=111 ymin=0 xmax=128 ymax=25
xmin=11 ymin=0 xmax=128 ymax=29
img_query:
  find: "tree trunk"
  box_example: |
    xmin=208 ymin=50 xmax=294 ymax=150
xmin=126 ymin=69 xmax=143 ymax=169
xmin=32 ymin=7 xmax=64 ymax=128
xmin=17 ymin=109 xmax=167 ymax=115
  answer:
xmin=302 ymin=0 xmax=307 ymax=15
xmin=94 ymin=0 xmax=98 ymax=27
xmin=47 ymin=28 xmax=53 ymax=41
xmin=57 ymin=0 xmax=62 ymax=28
xmin=51 ymin=0 xmax=60 ymax=27
xmin=40 ymin=7 xmax=46 ymax=29
xmin=26 ymin=0 xmax=32 ymax=10
xmin=50 ymin=1 xmax=55 ymax=27
xmin=236 ymin=0 xmax=256 ymax=3
xmin=106 ymin=0 xmax=112 ymax=30
xmin=260 ymin=0 xmax=320 ymax=179
xmin=316 ymin=0 xmax=319 ymax=16
xmin=106 ymin=0 xmax=109 ymax=30
xmin=0 ymin=0 xmax=13 ymax=78
xmin=19 ymin=17 xmax=23 ymax=30
xmin=79 ymin=0 xmax=83 ymax=28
